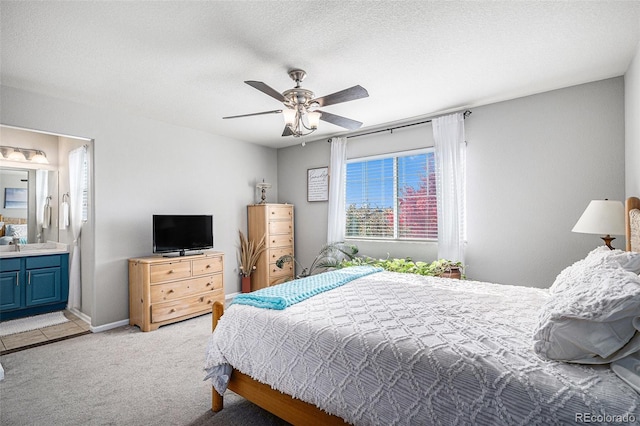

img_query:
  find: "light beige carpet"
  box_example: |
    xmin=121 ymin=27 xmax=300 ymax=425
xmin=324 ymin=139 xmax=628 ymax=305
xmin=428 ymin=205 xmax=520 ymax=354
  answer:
xmin=0 ymin=313 xmax=289 ymax=425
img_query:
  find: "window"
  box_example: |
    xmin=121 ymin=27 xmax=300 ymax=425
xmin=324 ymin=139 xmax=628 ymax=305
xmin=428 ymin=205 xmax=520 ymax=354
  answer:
xmin=345 ymin=149 xmax=437 ymax=240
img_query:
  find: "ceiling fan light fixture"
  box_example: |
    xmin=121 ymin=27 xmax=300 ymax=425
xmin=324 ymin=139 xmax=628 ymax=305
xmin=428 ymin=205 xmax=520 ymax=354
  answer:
xmin=282 ymin=108 xmax=297 ymax=126
xmin=224 ymin=68 xmax=369 ymax=138
xmin=307 ymin=111 xmax=321 ymax=130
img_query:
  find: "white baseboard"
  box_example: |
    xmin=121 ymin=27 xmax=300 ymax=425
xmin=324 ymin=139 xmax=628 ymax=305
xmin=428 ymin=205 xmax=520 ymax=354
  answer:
xmin=90 ymin=319 xmax=130 ymax=333
xmin=68 ymin=307 xmax=91 ymax=325
xmin=225 ymin=292 xmax=239 ymax=302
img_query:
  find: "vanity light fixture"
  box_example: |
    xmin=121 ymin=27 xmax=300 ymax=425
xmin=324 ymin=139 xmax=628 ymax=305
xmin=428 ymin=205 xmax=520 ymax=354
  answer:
xmin=30 ymin=151 xmax=49 ymax=164
xmin=7 ymin=148 xmax=26 ymax=161
xmin=0 ymin=146 xmax=49 ymax=164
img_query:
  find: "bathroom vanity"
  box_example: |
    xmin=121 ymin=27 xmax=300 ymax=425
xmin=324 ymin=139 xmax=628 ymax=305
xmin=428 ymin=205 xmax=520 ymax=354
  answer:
xmin=0 ymin=243 xmax=69 ymax=321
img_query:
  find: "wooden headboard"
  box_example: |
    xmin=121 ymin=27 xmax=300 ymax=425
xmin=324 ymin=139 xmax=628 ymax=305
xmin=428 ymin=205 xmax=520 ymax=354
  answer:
xmin=0 ymin=215 xmax=28 ymax=237
xmin=626 ymin=196 xmax=640 ymax=252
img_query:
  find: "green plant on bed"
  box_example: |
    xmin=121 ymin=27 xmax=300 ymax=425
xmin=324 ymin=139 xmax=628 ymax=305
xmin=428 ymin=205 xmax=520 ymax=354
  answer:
xmin=275 ymin=241 xmax=359 ymax=278
xmin=340 ymin=256 xmax=464 ymax=279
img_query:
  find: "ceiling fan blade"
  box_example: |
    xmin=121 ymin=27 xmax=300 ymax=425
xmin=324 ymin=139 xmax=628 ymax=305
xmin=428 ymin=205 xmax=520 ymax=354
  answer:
xmin=245 ymin=81 xmax=286 ymax=103
xmin=223 ymin=109 xmax=282 ymax=119
xmin=282 ymin=125 xmax=294 ymax=137
xmin=318 ymin=110 xmax=363 ymax=130
xmin=312 ymin=85 xmax=369 ymax=107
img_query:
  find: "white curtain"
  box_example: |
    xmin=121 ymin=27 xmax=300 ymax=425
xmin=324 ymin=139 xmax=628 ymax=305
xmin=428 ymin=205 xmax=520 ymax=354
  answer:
xmin=433 ymin=112 xmax=466 ymax=265
xmin=327 ymin=137 xmax=347 ymax=243
xmin=68 ymin=146 xmax=87 ymax=310
xmin=35 ymin=170 xmax=48 ymax=242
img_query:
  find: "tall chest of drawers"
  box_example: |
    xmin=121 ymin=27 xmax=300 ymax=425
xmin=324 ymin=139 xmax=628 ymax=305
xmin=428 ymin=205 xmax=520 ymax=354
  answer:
xmin=128 ymin=251 xmax=224 ymax=331
xmin=247 ymin=204 xmax=294 ymax=291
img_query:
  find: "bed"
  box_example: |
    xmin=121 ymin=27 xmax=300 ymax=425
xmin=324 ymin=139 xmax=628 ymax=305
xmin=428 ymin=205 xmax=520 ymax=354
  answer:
xmin=0 ymin=215 xmax=28 ymax=245
xmin=205 ymin=197 xmax=640 ymax=425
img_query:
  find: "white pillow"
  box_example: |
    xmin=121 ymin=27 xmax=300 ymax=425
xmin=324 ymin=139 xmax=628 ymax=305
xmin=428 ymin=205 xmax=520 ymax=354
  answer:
xmin=5 ymin=223 xmax=27 ymax=237
xmin=618 ymin=252 xmax=640 ymax=274
xmin=534 ymin=258 xmax=640 ymax=363
xmin=550 ymin=247 xmax=640 ymax=295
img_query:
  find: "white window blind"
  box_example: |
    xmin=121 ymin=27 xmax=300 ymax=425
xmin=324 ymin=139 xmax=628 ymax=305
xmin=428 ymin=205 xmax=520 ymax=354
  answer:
xmin=345 ymin=149 xmax=437 ymax=240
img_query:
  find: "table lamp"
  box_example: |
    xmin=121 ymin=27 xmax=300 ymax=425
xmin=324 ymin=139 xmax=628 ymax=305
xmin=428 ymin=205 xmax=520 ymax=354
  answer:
xmin=572 ymin=199 xmax=625 ymax=249
xmin=256 ymin=179 xmax=272 ymax=204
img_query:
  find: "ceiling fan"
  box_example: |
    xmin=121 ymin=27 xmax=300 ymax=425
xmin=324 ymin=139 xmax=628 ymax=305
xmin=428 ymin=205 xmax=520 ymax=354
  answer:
xmin=223 ymin=69 xmax=369 ymax=137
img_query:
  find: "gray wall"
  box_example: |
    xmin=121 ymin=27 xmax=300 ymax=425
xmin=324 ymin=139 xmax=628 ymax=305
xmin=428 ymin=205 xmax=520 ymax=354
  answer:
xmin=626 ymin=42 xmax=640 ymax=198
xmin=1 ymin=85 xmax=278 ymax=328
xmin=278 ymin=77 xmax=626 ymax=288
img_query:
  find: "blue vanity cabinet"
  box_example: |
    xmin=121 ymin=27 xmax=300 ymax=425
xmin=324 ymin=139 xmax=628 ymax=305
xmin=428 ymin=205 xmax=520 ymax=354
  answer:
xmin=0 ymin=253 xmax=69 ymax=321
xmin=0 ymin=258 xmax=22 ymax=311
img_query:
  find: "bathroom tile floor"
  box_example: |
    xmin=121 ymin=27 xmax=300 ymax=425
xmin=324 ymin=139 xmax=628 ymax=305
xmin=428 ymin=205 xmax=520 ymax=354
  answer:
xmin=0 ymin=310 xmax=91 ymax=355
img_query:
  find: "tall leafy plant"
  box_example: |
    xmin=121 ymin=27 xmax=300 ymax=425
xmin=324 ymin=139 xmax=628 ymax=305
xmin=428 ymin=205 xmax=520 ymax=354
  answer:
xmin=238 ymin=230 xmax=266 ymax=277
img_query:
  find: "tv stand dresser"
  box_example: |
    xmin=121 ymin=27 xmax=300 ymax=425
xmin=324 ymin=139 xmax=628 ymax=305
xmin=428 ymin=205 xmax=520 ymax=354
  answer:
xmin=128 ymin=251 xmax=224 ymax=332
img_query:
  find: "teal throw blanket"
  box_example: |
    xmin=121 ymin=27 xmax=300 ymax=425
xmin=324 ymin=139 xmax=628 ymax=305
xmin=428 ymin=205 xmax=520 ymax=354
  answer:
xmin=232 ymin=266 xmax=383 ymax=310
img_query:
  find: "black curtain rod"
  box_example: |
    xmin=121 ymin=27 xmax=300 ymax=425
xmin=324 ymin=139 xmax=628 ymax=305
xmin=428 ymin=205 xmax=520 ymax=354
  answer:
xmin=327 ymin=109 xmax=471 ymax=142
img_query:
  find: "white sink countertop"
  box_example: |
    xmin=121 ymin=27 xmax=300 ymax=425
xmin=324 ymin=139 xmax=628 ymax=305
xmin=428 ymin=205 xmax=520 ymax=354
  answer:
xmin=0 ymin=242 xmax=69 ymax=258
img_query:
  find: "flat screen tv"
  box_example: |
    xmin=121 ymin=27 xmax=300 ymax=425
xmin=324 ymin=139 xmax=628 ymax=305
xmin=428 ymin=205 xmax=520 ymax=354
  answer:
xmin=153 ymin=215 xmax=213 ymax=256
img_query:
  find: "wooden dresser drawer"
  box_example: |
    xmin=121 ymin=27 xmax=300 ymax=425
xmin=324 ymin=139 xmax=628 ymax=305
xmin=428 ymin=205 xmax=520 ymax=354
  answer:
xmin=151 ymin=290 xmax=222 ymax=323
xmin=268 ymin=206 xmax=293 ymax=220
xmin=150 ymin=274 xmax=222 ymax=302
xmin=269 ymin=263 xmax=293 ymax=278
xmin=269 ymin=270 xmax=294 ymax=286
xmin=268 ymin=247 xmax=293 ymax=263
xmin=149 ymin=260 xmax=192 ymax=283
xmin=269 ymin=220 xmax=292 ymax=235
xmin=268 ymin=234 xmax=293 ymax=248
xmin=192 ymin=256 xmax=223 ymax=276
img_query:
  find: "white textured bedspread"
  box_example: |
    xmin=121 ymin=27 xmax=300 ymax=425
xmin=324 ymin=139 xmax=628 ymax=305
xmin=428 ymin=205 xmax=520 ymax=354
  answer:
xmin=205 ymin=271 xmax=640 ymax=425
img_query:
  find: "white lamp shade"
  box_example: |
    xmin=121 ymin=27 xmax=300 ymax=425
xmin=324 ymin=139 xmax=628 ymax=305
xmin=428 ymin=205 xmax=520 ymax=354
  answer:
xmin=307 ymin=111 xmax=321 ymax=129
xmin=30 ymin=152 xmax=49 ymax=164
xmin=572 ymin=199 xmax=625 ymax=236
xmin=282 ymin=108 xmax=296 ymax=126
xmin=7 ymin=149 xmax=26 ymax=161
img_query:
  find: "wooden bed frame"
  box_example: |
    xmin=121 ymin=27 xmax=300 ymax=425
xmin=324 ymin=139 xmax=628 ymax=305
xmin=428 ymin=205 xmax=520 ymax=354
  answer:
xmin=211 ymin=196 xmax=640 ymax=425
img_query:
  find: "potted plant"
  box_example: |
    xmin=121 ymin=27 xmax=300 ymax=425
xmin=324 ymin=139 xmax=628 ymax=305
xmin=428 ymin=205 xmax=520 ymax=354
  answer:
xmin=238 ymin=230 xmax=266 ymax=293
xmin=276 ymin=242 xmax=359 ymax=278
xmin=426 ymin=259 xmax=464 ymax=279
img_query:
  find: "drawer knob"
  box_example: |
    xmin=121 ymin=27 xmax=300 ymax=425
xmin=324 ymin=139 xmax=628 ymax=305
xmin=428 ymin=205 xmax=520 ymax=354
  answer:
xmin=169 ymin=269 xmax=174 ymax=274
xmin=167 ymin=289 xmax=174 ymax=294
xmin=207 ymin=300 xmax=212 ymax=304
xmin=206 ymin=264 xmax=211 ymax=269
xmin=169 ymin=308 xmax=176 ymax=313
xmin=206 ymin=282 xmax=211 ymax=287
xmin=199 ymin=297 xmax=204 ymax=302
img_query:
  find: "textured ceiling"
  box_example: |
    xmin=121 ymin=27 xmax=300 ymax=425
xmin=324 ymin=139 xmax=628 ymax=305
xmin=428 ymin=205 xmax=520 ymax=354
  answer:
xmin=1 ymin=1 xmax=639 ymax=148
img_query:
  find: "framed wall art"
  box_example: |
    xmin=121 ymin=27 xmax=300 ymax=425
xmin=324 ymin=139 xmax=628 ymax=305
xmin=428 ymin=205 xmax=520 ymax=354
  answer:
xmin=307 ymin=167 xmax=329 ymax=202
xmin=4 ymin=188 xmax=27 ymax=209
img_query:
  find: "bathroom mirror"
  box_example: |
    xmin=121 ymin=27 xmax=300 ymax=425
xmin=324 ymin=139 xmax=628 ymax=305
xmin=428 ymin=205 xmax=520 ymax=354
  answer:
xmin=0 ymin=166 xmax=59 ymax=244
